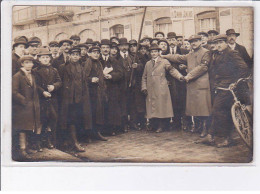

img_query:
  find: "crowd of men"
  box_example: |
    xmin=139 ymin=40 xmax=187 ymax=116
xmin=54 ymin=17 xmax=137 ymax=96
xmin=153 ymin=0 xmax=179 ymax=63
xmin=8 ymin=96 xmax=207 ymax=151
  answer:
xmin=12 ymin=28 xmax=253 ymax=160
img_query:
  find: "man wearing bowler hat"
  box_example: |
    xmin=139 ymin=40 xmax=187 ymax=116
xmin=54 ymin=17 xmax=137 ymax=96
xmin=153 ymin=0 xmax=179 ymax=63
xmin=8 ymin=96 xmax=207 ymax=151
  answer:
xmin=226 ymin=29 xmax=252 ymax=69
xmin=162 ymin=35 xmax=212 ymax=137
xmin=12 ymin=36 xmax=28 ymax=75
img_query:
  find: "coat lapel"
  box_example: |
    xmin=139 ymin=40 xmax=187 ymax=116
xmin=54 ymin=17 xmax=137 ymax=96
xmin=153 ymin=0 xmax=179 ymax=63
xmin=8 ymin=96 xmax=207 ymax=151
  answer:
xmin=20 ymin=70 xmax=32 ymax=86
xmin=152 ymin=57 xmax=162 ymax=71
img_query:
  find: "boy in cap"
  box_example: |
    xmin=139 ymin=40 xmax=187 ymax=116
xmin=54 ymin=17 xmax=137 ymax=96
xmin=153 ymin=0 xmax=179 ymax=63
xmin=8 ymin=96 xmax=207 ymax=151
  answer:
xmin=141 ymin=44 xmax=184 ymax=133
xmin=12 ymin=36 xmax=28 ymax=75
xmin=34 ymin=47 xmax=62 ymax=149
xmin=12 ymin=55 xmax=42 ymax=160
xmin=59 ymin=46 xmax=92 ymax=152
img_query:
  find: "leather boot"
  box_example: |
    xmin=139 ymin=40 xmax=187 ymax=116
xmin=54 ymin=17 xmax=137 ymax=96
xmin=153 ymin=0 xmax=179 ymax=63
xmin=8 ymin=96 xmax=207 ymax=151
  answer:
xmin=46 ymin=132 xmax=54 ymax=149
xmin=200 ymin=120 xmax=208 ymax=138
xmin=70 ymin=126 xmax=85 ymax=152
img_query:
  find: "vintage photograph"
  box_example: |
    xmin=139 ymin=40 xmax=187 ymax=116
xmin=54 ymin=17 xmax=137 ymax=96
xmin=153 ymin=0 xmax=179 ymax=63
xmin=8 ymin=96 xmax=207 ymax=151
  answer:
xmin=11 ymin=5 xmax=253 ymax=163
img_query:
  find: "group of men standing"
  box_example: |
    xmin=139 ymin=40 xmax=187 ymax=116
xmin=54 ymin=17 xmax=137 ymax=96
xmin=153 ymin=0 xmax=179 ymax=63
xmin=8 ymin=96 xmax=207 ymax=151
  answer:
xmin=12 ymin=28 xmax=252 ymax=160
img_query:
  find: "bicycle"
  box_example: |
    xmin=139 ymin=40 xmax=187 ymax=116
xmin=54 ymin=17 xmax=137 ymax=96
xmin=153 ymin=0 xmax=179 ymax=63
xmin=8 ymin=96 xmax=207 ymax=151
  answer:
xmin=216 ymin=75 xmax=253 ymax=150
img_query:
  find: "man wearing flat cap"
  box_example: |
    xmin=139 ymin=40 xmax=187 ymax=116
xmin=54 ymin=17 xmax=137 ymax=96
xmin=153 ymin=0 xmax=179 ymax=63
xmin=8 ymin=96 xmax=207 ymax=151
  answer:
xmin=198 ymin=32 xmax=210 ymax=50
xmin=141 ymin=44 xmax=184 ymax=133
xmin=27 ymin=36 xmax=42 ymax=69
xmin=49 ymin=41 xmax=59 ymax=59
xmin=198 ymin=34 xmax=248 ymax=147
xmin=110 ymin=36 xmax=120 ymax=45
xmin=162 ymin=34 xmax=212 ymax=136
xmin=176 ymin=35 xmax=184 ymax=48
xmin=155 ymin=31 xmax=165 ymax=40
xmin=208 ymin=30 xmax=219 ymax=39
xmin=226 ymin=29 xmax=252 ymax=69
xmin=52 ymin=39 xmax=73 ymax=71
xmin=98 ymin=39 xmax=124 ymax=136
xmin=70 ymin=35 xmax=81 ymax=47
xmin=12 ymin=36 xmax=28 ymax=75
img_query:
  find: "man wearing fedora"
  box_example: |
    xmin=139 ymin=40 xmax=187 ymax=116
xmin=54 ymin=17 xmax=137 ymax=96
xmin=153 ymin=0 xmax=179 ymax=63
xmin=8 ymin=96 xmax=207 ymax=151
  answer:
xmin=142 ymin=44 xmax=184 ymax=133
xmin=99 ymin=39 xmax=124 ymax=135
xmin=198 ymin=34 xmax=248 ymax=147
xmin=12 ymin=36 xmax=28 ymax=75
xmin=226 ymin=29 xmax=253 ymax=69
xmin=162 ymin=35 xmax=212 ymax=137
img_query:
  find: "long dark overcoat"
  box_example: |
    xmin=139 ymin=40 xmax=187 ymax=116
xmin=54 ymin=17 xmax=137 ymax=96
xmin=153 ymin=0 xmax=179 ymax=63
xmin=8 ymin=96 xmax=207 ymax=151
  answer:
xmin=12 ymin=69 xmax=42 ymax=134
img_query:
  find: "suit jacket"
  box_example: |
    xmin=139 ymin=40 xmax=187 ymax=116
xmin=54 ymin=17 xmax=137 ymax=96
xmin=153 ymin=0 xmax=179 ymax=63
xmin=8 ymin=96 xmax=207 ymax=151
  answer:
xmin=12 ymin=52 xmax=21 ymax=75
xmin=233 ymin=43 xmax=253 ymax=69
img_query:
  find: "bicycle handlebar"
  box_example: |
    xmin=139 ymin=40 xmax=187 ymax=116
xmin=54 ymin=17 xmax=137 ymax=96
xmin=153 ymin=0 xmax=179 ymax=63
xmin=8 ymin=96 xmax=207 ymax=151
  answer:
xmin=216 ymin=75 xmax=252 ymax=91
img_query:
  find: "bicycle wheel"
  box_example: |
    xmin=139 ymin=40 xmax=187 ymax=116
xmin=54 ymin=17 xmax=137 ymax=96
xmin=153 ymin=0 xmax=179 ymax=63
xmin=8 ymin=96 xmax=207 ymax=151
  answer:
xmin=231 ymin=103 xmax=253 ymax=150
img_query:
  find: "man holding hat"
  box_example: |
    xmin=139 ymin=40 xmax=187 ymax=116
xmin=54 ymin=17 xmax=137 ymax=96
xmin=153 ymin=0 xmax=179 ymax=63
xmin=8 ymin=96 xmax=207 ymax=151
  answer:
xmin=70 ymin=35 xmax=81 ymax=47
xmin=99 ymin=39 xmax=124 ymax=135
xmin=226 ymin=29 xmax=252 ymax=68
xmin=49 ymin=41 xmax=60 ymax=59
xmin=141 ymin=44 xmax=184 ymax=133
xmin=12 ymin=36 xmax=28 ymax=75
xmin=52 ymin=39 xmax=73 ymax=71
xmin=198 ymin=34 xmax=248 ymax=147
xmin=162 ymin=34 xmax=212 ymax=136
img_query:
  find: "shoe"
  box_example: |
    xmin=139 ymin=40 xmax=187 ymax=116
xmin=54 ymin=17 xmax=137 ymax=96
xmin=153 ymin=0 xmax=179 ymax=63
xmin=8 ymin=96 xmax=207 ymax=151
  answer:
xmin=74 ymin=143 xmax=85 ymax=152
xmin=155 ymin=128 xmax=163 ymax=133
xmin=26 ymin=148 xmax=38 ymax=154
xmin=95 ymin=131 xmax=108 ymax=141
xmin=36 ymin=142 xmax=43 ymax=152
xmin=194 ymin=134 xmax=215 ymax=145
xmin=200 ymin=122 xmax=208 ymax=138
xmin=217 ymin=138 xmax=232 ymax=148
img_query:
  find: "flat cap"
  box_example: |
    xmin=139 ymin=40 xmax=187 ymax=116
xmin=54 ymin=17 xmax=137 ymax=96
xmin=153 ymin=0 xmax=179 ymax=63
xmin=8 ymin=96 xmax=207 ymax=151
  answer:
xmin=49 ymin=41 xmax=59 ymax=47
xmin=69 ymin=46 xmax=81 ymax=54
xmin=93 ymin=41 xmax=100 ymax=47
xmin=212 ymin=34 xmax=227 ymax=42
xmin=198 ymin=31 xmax=209 ymax=37
xmin=129 ymin=39 xmax=138 ymax=45
xmin=155 ymin=31 xmax=165 ymax=37
xmin=188 ymin=35 xmax=201 ymax=43
xmin=110 ymin=36 xmax=120 ymax=43
xmin=158 ymin=38 xmax=169 ymax=45
xmin=37 ymin=47 xmax=52 ymax=56
xmin=70 ymin=34 xmax=81 ymax=40
xmin=59 ymin=39 xmax=73 ymax=47
xmin=78 ymin=43 xmax=89 ymax=49
xmin=19 ymin=55 xmax=34 ymax=63
xmin=89 ymin=46 xmax=101 ymax=53
xmin=85 ymin=38 xmax=94 ymax=44
xmin=207 ymin=30 xmax=219 ymax=35
xmin=176 ymin=35 xmax=183 ymax=39
xmin=28 ymin=36 xmax=42 ymax=45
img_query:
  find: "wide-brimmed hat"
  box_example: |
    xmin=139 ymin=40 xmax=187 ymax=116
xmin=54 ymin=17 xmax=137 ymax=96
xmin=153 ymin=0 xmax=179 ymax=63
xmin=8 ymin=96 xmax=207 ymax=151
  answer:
xmin=212 ymin=34 xmax=227 ymax=42
xmin=207 ymin=30 xmax=219 ymax=36
xmin=85 ymin=38 xmax=94 ymax=45
xmin=59 ymin=39 xmax=73 ymax=47
xmin=78 ymin=43 xmax=89 ymax=49
xmin=13 ymin=36 xmax=28 ymax=49
xmin=49 ymin=41 xmax=59 ymax=47
xmin=19 ymin=55 xmax=34 ymax=63
xmin=37 ymin=47 xmax=52 ymax=56
xmin=155 ymin=31 xmax=165 ymax=37
xmin=167 ymin=32 xmax=177 ymax=39
xmin=69 ymin=46 xmax=81 ymax=54
xmin=226 ymin=29 xmax=240 ymax=37
xmin=149 ymin=43 xmax=161 ymax=51
xmin=100 ymin=39 xmax=111 ymax=46
xmin=70 ymin=34 xmax=81 ymax=41
xmin=89 ymin=46 xmax=101 ymax=53
xmin=129 ymin=39 xmax=138 ymax=46
xmin=188 ymin=35 xmax=201 ymax=43
xmin=198 ymin=31 xmax=209 ymax=37
xmin=28 ymin=36 xmax=42 ymax=46
xmin=119 ymin=38 xmax=129 ymax=45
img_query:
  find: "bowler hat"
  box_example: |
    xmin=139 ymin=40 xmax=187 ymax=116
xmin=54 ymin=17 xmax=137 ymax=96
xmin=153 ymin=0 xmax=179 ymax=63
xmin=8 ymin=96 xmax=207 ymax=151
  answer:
xmin=188 ymin=35 xmax=201 ymax=43
xmin=13 ymin=36 xmax=28 ymax=49
xmin=19 ymin=55 xmax=34 ymax=63
xmin=155 ymin=31 xmax=165 ymax=37
xmin=207 ymin=30 xmax=219 ymax=35
xmin=59 ymin=39 xmax=73 ymax=47
xmin=149 ymin=43 xmax=161 ymax=51
xmin=49 ymin=41 xmax=59 ymax=47
xmin=85 ymin=38 xmax=94 ymax=44
xmin=226 ymin=29 xmax=240 ymax=37
xmin=198 ymin=31 xmax=209 ymax=37
xmin=89 ymin=46 xmax=101 ymax=53
xmin=119 ymin=38 xmax=129 ymax=45
xmin=167 ymin=32 xmax=177 ymax=39
xmin=37 ymin=47 xmax=52 ymax=56
xmin=129 ymin=39 xmax=138 ymax=45
xmin=100 ymin=39 xmax=111 ymax=46
xmin=78 ymin=43 xmax=89 ymax=49
xmin=69 ymin=46 xmax=81 ymax=54
xmin=28 ymin=36 xmax=42 ymax=45
xmin=212 ymin=34 xmax=227 ymax=42
xmin=70 ymin=34 xmax=81 ymax=41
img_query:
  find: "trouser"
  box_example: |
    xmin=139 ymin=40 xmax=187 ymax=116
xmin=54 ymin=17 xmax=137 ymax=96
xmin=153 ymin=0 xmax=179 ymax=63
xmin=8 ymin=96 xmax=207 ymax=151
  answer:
xmin=208 ymin=90 xmax=234 ymax=137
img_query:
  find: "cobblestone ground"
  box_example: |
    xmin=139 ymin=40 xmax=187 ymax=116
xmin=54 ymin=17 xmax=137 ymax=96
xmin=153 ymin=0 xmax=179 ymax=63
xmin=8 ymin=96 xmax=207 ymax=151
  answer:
xmin=18 ymin=129 xmax=252 ymax=163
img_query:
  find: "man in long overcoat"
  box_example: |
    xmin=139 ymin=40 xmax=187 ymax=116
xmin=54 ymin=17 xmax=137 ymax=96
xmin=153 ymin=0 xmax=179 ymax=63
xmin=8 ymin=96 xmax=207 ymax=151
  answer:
xmin=99 ymin=39 xmax=124 ymax=135
xmin=142 ymin=44 xmax=184 ymax=133
xmin=162 ymin=35 xmax=212 ymax=136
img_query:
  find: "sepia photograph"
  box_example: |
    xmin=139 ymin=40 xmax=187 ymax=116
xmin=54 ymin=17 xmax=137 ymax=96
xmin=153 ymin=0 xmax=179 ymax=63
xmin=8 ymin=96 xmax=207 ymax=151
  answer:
xmin=10 ymin=5 xmax=253 ymax=163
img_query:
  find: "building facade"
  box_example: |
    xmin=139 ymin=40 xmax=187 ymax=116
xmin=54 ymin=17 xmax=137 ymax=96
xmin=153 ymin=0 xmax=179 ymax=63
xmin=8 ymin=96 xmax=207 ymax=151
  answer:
xmin=13 ymin=6 xmax=253 ymax=56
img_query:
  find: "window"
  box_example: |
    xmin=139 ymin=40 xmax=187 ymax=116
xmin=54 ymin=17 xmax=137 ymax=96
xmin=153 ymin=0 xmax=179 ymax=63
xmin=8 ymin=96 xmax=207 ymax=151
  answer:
xmin=79 ymin=29 xmax=96 ymax=41
xmin=154 ymin=17 xmax=172 ymax=36
xmin=199 ymin=18 xmax=216 ymax=32
xmin=110 ymin=24 xmax=124 ymax=38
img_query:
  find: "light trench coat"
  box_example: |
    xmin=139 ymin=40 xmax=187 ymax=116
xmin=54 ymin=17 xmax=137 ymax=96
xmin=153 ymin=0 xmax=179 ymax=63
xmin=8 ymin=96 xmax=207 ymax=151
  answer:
xmin=163 ymin=47 xmax=212 ymax=116
xmin=141 ymin=56 xmax=183 ymax=119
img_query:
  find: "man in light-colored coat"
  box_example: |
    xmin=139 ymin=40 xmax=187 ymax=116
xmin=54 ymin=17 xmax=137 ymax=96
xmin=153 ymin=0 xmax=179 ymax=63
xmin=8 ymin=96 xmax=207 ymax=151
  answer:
xmin=162 ymin=35 xmax=212 ymax=137
xmin=141 ymin=44 xmax=184 ymax=133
